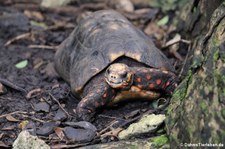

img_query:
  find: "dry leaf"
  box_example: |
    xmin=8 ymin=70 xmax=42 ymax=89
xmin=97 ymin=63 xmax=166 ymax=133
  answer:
xmin=54 ymin=127 xmax=65 ymax=140
xmin=6 ymin=115 xmax=19 ymax=122
xmin=0 ymin=83 xmax=7 ymax=95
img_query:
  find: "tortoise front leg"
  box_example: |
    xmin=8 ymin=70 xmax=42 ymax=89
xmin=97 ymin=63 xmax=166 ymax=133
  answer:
xmin=132 ymin=67 xmax=177 ymax=96
xmin=76 ymin=82 xmax=116 ymax=121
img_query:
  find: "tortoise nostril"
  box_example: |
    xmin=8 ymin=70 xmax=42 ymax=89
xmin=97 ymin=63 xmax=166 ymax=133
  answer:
xmin=110 ymin=75 xmax=117 ymax=79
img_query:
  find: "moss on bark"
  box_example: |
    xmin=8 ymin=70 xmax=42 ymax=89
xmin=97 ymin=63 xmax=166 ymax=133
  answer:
xmin=166 ymin=2 xmax=225 ymax=147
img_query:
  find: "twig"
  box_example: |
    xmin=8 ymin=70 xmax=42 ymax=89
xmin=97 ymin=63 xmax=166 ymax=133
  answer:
xmin=48 ymin=92 xmax=72 ymax=118
xmin=51 ymin=143 xmax=90 ymax=149
xmin=181 ymin=39 xmax=191 ymax=44
xmin=4 ymin=24 xmax=74 ymax=46
xmin=0 ymin=78 xmax=27 ymax=93
xmin=4 ymin=33 xmax=31 ymax=46
xmin=178 ymin=45 xmax=191 ymax=78
xmin=28 ymin=45 xmax=57 ymax=50
xmin=163 ymin=34 xmax=191 ymax=48
xmin=97 ymin=120 xmax=118 ymax=136
xmin=26 ymin=88 xmax=43 ymax=99
xmin=0 ymin=110 xmax=46 ymax=123
xmin=98 ymin=114 xmax=126 ymax=121
xmin=100 ymin=128 xmax=123 ymax=139
xmin=21 ymin=114 xmax=45 ymax=123
xmin=0 ymin=111 xmax=27 ymax=119
xmin=170 ymin=44 xmax=184 ymax=61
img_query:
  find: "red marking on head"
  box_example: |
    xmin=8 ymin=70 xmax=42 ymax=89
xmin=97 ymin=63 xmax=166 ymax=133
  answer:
xmin=146 ymin=75 xmax=151 ymax=80
xmin=166 ymin=82 xmax=170 ymax=86
xmin=103 ymin=93 xmax=107 ymax=98
xmin=156 ymin=79 xmax=161 ymax=85
xmin=149 ymin=83 xmax=154 ymax=88
xmin=137 ymin=77 xmax=141 ymax=83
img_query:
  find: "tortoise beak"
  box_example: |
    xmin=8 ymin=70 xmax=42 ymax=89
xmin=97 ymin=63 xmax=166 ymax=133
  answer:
xmin=105 ymin=71 xmax=133 ymax=89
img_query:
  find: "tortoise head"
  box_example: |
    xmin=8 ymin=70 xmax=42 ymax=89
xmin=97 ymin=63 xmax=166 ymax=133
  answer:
xmin=105 ymin=63 xmax=133 ymax=89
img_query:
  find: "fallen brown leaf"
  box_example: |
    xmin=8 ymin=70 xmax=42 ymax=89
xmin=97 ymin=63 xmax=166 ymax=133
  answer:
xmin=0 ymin=83 xmax=7 ymax=95
xmin=54 ymin=127 xmax=65 ymax=141
xmin=6 ymin=115 xmax=20 ymax=122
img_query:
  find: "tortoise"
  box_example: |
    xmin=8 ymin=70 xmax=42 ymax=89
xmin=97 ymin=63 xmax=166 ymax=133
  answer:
xmin=54 ymin=10 xmax=177 ymax=121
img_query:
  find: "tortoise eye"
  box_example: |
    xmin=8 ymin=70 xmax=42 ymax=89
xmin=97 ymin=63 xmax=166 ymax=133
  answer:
xmin=107 ymin=69 xmax=111 ymax=74
xmin=121 ymin=72 xmax=127 ymax=78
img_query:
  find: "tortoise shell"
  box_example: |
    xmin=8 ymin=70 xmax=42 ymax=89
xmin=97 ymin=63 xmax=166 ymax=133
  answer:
xmin=54 ymin=10 xmax=174 ymax=93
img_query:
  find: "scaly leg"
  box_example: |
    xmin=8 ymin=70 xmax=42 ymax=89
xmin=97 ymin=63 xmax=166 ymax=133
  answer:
xmin=131 ymin=67 xmax=177 ymax=96
xmin=76 ymin=82 xmax=116 ymax=121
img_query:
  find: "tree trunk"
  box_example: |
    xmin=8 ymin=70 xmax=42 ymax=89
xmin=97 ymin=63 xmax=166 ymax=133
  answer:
xmin=166 ymin=0 xmax=225 ymax=147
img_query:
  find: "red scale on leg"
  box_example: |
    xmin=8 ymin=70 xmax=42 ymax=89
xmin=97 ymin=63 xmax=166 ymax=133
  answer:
xmin=149 ymin=83 xmax=155 ymax=88
xmin=103 ymin=93 xmax=107 ymax=98
xmin=146 ymin=75 xmax=151 ymax=80
xmin=156 ymin=79 xmax=161 ymax=85
xmin=137 ymin=77 xmax=141 ymax=83
xmin=166 ymin=81 xmax=170 ymax=86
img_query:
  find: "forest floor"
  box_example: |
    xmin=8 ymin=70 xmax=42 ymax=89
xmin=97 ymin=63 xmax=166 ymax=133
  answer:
xmin=0 ymin=0 xmax=187 ymax=148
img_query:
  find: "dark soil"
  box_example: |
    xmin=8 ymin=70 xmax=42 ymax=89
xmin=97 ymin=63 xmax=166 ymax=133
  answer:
xmin=0 ymin=0 xmax=186 ymax=148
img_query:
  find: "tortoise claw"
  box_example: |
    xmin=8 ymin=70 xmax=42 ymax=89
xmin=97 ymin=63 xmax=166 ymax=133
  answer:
xmin=165 ymin=77 xmax=178 ymax=96
xmin=75 ymin=107 xmax=95 ymax=122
